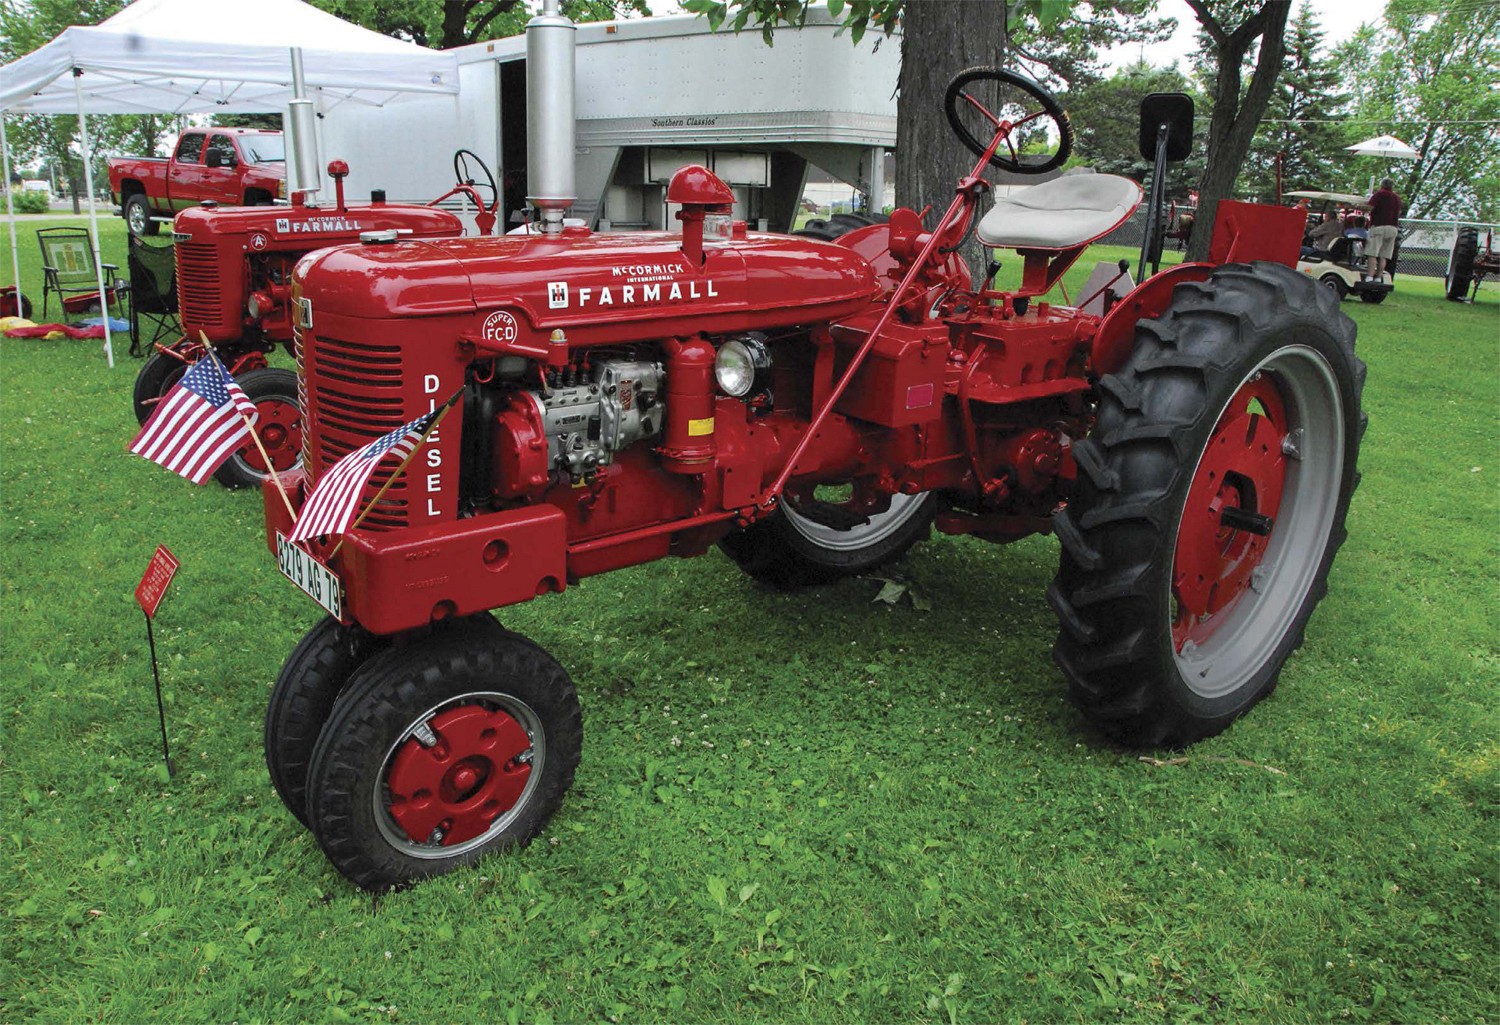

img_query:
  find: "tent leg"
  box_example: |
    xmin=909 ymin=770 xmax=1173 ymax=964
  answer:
xmin=1 ymin=115 xmax=20 ymax=322
xmin=73 ymin=69 xmax=113 ymax=368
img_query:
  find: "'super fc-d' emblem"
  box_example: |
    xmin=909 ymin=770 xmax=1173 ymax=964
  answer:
xmin=482 ymin=309 xmax=520 ymax=345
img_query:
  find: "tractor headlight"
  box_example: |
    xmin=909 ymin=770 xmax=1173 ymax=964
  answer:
xmin=247 ymin=290 xmax=272 ymax=320
xmin=714 ymin=335 xmax=770 ymax=398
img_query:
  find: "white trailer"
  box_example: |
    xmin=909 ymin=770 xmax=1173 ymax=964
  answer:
xmin=309 ymin=8 xmax=898 ymax=233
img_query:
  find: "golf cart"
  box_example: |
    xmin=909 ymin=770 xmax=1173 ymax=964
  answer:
xmin=1289 ymin=190 xmax=1394 ymax=304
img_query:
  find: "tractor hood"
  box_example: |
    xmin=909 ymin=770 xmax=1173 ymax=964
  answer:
xmin=293 ymin=227 xmax=881 ymax=348
xmin=173 ymin=201 xmax=462 ymax=243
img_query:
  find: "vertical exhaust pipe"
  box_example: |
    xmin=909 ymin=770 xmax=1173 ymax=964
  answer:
xmin=288 ymin=47 xmax=322 ymax=200
xmin=526 ymin=0 xmax=577 ymax=233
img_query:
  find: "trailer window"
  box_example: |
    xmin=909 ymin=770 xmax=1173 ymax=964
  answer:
xmin=174 ymin=133 xmax=205 ymax=164
xmin=241 ymin=134 xmax=285 ymax=164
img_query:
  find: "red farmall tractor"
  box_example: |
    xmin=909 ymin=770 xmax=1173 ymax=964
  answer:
xmin=259 ymin=69 xmax=1365 ymax=890
xmin=132 ymin=152 xmax=500 ymax=487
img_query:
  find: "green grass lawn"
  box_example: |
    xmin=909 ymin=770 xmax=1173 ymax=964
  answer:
xmin=1 ymin=217 xmax=1496 ymax=1023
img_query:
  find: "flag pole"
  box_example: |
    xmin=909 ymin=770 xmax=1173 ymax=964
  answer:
xmin=328 ymin=391 xmax=463 ymax=560
xmin=197 ymin=331 xmax=298 ymax=524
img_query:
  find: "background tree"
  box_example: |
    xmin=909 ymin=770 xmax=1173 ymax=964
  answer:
xmin=1062 ymin=60 xmax=1204 ymax=194
xmin=313 ymin=0 xmax=652 ymax=50
xmin=1244 ymin=0 xmax=1345 ymax=198
xmin=1333 ymin=0 xmax=1500 ymax=222
xmin=683 ymin=0 xmax=1170 ymax=274
xmin=1182 ymin=0 xmax=1289 ymax=260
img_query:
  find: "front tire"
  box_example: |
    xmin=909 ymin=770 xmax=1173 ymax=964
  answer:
xmin=305 ymin=628 xmax=582 ymax=891
xmin=719 ymin=490 xmax=936 ymax=588
xmin=213 ymin=367 xmax=302 ymax=490
xmin=132 ymin=346 xmax=191 ymax=425
xmin=1318 ymin=273 xmax=1347 ymax=301
xmin=1050 ymin=261 xmax=1365 ymax=747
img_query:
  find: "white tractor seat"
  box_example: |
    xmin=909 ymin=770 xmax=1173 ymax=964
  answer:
xmin=976 ymin=174 xmax=1142 ymax=250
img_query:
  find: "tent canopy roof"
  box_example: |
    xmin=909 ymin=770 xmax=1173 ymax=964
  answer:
xmin=0 ymin=0 xmax=458 ymax=114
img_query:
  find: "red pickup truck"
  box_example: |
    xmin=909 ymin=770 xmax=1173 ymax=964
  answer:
xmin=109 ymin=128 xmax=288 ymax=236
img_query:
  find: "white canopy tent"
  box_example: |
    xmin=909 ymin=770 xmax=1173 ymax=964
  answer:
xmin=0 ymin=0 xmax=459 ymax=365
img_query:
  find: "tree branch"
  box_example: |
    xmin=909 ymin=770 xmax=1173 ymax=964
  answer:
xmin=1184 ymin=0 xmax=1225 ymax=47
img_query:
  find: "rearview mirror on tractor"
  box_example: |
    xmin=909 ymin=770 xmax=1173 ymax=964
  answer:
xmin=1138 ymin=92 xmax=1194 ymax=163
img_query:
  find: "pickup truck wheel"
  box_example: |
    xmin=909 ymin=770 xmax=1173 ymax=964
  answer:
xmin=305 ymin=626 xmax=581 ymax=891
xmin=719 ymin=489 xmax=936 ymax=588
xmin=266 ymin=612 xmax=509 ymax=830
xmin=1050 ymin=261 xmax=1365 ymax=748
xmin=124 ymin=193 xmax=158 ymax=236
xmin=132 ymin=346 xmax=191 ymax=425
xmin=213 ymin=367 xmax=302 ymax=489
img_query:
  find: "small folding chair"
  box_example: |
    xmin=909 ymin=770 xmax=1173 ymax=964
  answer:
xmin=37 ymin=226 xmax=122 ymax=321
xmin=126 ymin=233 xmax=179 ymax=358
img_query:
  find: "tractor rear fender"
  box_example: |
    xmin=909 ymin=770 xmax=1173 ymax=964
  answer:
xmin=1089 ymin=262 xmax=1214 ymax=376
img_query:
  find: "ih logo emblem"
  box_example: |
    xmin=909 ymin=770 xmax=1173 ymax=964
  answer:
xmin=275 ymin=217 xmax=291 ymax=233
xmin=547 ymin=282 xmax=568 ymax=309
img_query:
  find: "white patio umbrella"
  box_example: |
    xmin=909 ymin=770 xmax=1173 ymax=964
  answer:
xmin=1344 ymin=134 xmax=1421 ymax=159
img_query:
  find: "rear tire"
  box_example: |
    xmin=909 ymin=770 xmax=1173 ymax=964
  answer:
xmin=1445 ymin=227 xmax=1478 ymax=301
xmin=719 ymin=490 xmax=936 ymax=588
xmin=305 ymin=627 xmax=582 ymax=891
xmin=1050 ymin=261 xmax=1365 ymax=747
xmin=1357 ymin=289 xmax=1387 ymax=304
xmin=213 ymin=367 xmax=302 ymax=489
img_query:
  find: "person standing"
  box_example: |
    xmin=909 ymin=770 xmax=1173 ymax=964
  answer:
xmin=1366 ymin=178 xmax=1402 ymax=282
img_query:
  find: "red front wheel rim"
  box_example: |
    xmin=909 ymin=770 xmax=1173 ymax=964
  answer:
xmin=376 ymin=692 xmax=545 ymax=858
xmin=238 ymin=398 xmax=301 ymax=473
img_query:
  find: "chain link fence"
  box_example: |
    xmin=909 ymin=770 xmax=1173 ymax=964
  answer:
xmin=1096 ymin=209 xmax=1498 ymax=280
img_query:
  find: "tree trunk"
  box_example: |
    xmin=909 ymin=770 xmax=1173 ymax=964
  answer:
xmin=1185 ymin=3 xmax=1291 ymax=261
xmin=896 ymin=1 xmax=1006 ymax=277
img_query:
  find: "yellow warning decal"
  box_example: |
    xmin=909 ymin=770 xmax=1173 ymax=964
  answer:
xmin=687 ymin=416 xmax=716 ymax=437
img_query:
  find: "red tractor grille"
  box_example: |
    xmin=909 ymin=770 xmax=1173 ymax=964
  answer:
xmin=175 ymin=243 xmax=225 ymax=332
xmin=302 ymin=334 xmax=412 ymax=532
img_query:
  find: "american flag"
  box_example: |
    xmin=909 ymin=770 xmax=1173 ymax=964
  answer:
xmin=129 ymin=352 xmax=258 ymax=484
xmin=286 ymin=408 xmax=441 ymax=543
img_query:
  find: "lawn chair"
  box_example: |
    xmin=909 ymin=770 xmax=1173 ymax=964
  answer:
xmin=37 ymin=226 xmax=122 ymax=321
xmin=125 ymin=232 xmax=179 ymax=358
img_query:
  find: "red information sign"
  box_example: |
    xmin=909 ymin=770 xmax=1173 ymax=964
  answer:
xmin=135 ymin=545 xmax=180 ymax=619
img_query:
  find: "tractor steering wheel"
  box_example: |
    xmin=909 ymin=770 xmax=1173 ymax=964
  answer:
xmin=453 ymin=148 xmax=498 ymax=208
xmin=943 ymin=67 xmax=1073 ymax=176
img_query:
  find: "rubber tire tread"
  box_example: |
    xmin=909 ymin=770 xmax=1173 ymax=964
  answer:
xmin=1445 ymin=227 xmax=1478 ymax=301
xmin=132 ymin=348 xmax=190 ymax=425
xmin=718 ymin=492 xmax=937 ymax=589
xmin=213 ymin=367 xmax=301 ymax=489
xmin=265 ymin=614 xmax=511 ymax=829
xmin=1050 ymin=260 xmax=1365 ymax=748
xmin=305 ymin=627 xmax=582 ymax=891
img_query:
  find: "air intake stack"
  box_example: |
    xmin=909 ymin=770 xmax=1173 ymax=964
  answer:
xmin=525 ymin=0 xmax=578 ymax=233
